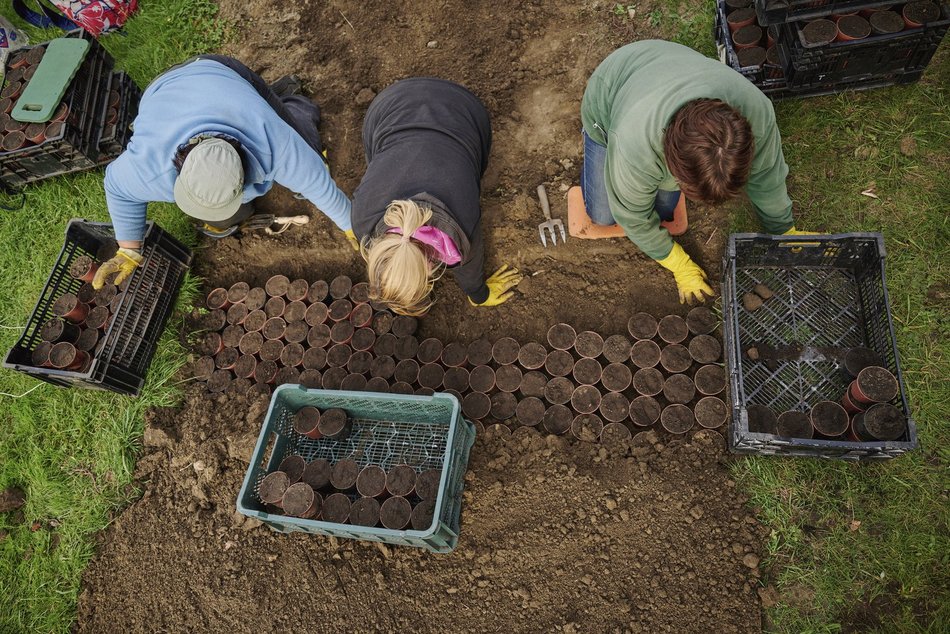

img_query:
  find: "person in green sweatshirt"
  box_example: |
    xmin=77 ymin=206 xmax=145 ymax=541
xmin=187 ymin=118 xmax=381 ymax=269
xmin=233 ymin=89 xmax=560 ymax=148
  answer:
xmin=568 ymin=40 xmax=814 ymax=304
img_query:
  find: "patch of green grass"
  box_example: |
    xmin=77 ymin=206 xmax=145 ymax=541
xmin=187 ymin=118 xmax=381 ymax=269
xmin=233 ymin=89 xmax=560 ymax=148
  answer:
xmin=0 ymin=1 xmax=223 ymax=631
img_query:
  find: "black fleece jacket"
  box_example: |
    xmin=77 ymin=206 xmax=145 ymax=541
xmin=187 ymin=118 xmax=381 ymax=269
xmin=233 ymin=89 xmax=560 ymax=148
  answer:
xmin=351 ymin=78 xmax=492 ymax=304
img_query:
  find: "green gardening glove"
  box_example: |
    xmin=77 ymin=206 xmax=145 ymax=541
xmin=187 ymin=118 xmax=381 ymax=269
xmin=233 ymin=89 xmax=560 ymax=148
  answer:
xmin=469 ymin=265 xmax=523 ymax=307
xmin=656 ymin=243 xmax=714 ymax=305
xmin=92 ymin=248 xmax=143 ymax=289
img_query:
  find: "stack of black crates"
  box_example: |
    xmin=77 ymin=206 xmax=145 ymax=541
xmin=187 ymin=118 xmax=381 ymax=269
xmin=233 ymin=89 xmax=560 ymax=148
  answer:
xmin=0 ymin=31 xmax=142 ymax=191
xmin=716 ymin=0 xmax=950 ymax=99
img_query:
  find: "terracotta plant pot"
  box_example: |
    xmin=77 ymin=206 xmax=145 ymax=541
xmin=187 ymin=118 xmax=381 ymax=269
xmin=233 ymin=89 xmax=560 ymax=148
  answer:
xmin=726 ymin=7 xmax=757 ymax=32
xmin=52 ymin=293 xmax=89 ymax=324
xmin=733 ymin=25 xmax=764 ymax=49
xmin=2 ymin=130 xmax=26 ymax=151
xmin=801 ymin=18 xmax=838 ymax=46
xmin=736 ymin=46 xmax=767 ymax=68
xmin=849 ymin=366 xmax=898 ymax=404
xmin=835 ymin=15 xmax=871 ymax=41
xmin=810 ymin=400 xmax=850 ymax=437
xmin=49 ymin=342 xmax=89 ymax=371
xmin=869 ymin=10 xmax=905 ymax=34
xmin=902 ymin=1 xmax=940 ymax=28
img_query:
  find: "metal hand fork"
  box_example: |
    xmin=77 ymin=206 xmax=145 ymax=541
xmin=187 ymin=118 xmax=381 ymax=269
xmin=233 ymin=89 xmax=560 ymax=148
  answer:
xmin=537 ymin=184 xmax=566 ymax=247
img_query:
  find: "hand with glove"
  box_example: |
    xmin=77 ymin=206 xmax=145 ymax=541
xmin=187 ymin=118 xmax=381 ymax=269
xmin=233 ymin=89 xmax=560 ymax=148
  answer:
xmin=782 ymin=227 xmax=821 ymax=236
xmin=92 ymin=248 xmax=143 ymax=290
xmin=656 ymin=243 xmax=714 ymax=304
xmin=469 ymin=264 xmax=523 ymax=307
xmin=344 ymin=229 xmax=360 ymax=252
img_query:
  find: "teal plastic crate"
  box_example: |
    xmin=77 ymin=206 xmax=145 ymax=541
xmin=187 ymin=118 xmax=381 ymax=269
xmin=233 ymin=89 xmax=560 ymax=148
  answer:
xmin=237 ymin=385 xmax=476 ymax=553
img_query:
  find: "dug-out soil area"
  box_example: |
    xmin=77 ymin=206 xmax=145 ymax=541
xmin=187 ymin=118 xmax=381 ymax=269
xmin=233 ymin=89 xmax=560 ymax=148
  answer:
xmin=77 ymin=1 xmax=764 ymax=631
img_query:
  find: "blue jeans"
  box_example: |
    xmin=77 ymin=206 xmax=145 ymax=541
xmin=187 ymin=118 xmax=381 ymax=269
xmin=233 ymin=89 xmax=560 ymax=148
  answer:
xmin=581 ymin=130 xmax=679 ymax=225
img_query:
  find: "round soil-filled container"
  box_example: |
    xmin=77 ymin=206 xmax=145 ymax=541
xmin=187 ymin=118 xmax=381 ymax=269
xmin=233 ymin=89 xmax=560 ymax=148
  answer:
xmin=282 ymin=482 xmax=323 ymax=519
xmin=321 ymin=493 xmax=351 ymax=524
xmin=386 ymin=465 xmax=416 ymax=497
xmin=286 ymin=279 xmax=309 ymax=303
xmin=394 ymin=336 xmax=420 ymax=361
xmin=572 ymin=357 xmax=603 ymax=386
xmin=601 ymin=362 xmax=632 ymax=393
xmin=687 ymin=306 xmax=719 ymax=335
xmin=356 ymin=465 xmax=387 ymax=498
xmin=326 ymin=344 xmax=352 ymax=368
xmin=411 ymin=500 xmax=436 ymax=531
xmin=601 ymin=422 xmax=632 ymax=444
xmin=571 ymin=384 xmax=602 ymax=415
xmin=467 ymin=338 xmax=493 ymax=365
xmin=380 ymin=496 xmax=412 ymax=530
xmin=544 ymin=376 xmax=575 ymax=405
xmin=688 ymin=335 xmax=721 ymax=364
xmin=351 ymin=327 xmax=376 ymax=352
xmin=775 ymin=410 xmax=812 ymax=438
xmin=284 ymin=300 xmax=308 ymax=324
xmin=733 ymin=25 xmax=763 ymax=50
xmin=462 ymin=391 xmax=491 ymax=420
xmin=347 ymin=350 xmax=373 ymax=375
xmin=319 ymin=409 xmax=352 ymax=441
xmin=417 ymin=338 xmax=444 ymax=364
xmin=518 ymin=342 xmax=548 ymax=370
xmin=843 ymin=346 xmax=885 ymax=379
xmin=238 ymin=332 xmax=264 ymax=358
xmin=293 ymin=406 xmax=322 ymax=439
xmin=275 ymin=366 xmax=302 ymax=386
xmin=233 ymin=354 xmax=257 ymax=380
xmin=227 ymin=281 xmax=250 ymax=304
xmin=809 ymin=400 xmax=849 ymax=437
xmin=364 ymin=376 xmax=387 ymax=392
xmin=349 ymin=497 xmax=381 ymax=527
xmin=491 ymin=337 xmax=520 ymax=365
xmin=415 ymin=469 xmax=442 ymax=502
xmin=328 ymin=275 xmax=352 ymax=300
xmin=663 ymin=374 xmax=696 ymax=404
xmin=630 ymin=395 xmax=661 ymax=427
xmin=599 ymin=392 xmax=630 ymax=423
xmin=657 ymin=315 xmax=689 ymax=344
xmin=694 ymin=364 xmax=726 ymax=395
xmin=31 ymin=341 xmax=53 ymax=367
xmin=330 ymin=321 xmax=355 ymax=345
xmin=262 ymin=317 xmax=287 ymax=341
xmin=394 ymin=358 xmax=420 ymax=384
xmin=223 ymin=302 xmax=248 ymax=326
xmin=264 ymin=296 xmax=286 ymax=319
xmin=308 ymin=280 xmax=329 ymax=303
xmin=305 ymin=302 xmax=328 ymax=326
xmin=630 ymin=339 xmax=661 ymax=369
xmin=391 ymin=315 xmax=418 ymax=337
xmin=254 ymin=360 xmax=279 ymax=384
xmin=197 ymin=332 xmax=223 ymax=356
xmin=246 ymin=383 xmax=272 ymax=399
xmin=544 ymin=349 xmax=575 ymax=377
xmin=330 ymin=458 xmax=360 ymax=490
xmin=369 ymin=355 xmax=396 ymax=379
xmin=851 ymin=366 xmax=898 ymax=404
xmin=245 ymin=287 xmax=267 ymax=311
xmin=52 ymin=293 xmax=88 ymax=324
xmin=490 ymin=391 xmax=518 ymax=420
xmin=495 ymin=364 xmax=523 ymax=393
xmin=74 ymin=329 xmax=99 ymax=353
xmin=869 ymin=9 xmax=904 ymax=33
xmin=903 ymin=1 xmax=940 ymax=27
xmin=328 ymin=299 xmax=353 ymax=322
xmin=299 ymin=369 xmax=323 ymax=389
xmin=443 ymin=366 xmax=470 ymax=393
xmin=373 ymin=332 xmax=397 ymax=357
xmin=633 ymin=367 xmax=664 ymax=397
xmin=515 ymin=396 xmax=545 ymax=427
xmin=302 ymin=459 xmax=332 ymax=490
xmin=92 ymin=284 xmax=117 ymax=309
xmin=207 ymin=369 xmax=232 ymax=393
xmin=863 ymin=403 xmax=906 ymax=440
xmin=349 ymin=282 xmax=371 ymax=304
xmin=441 ymin=342 xmax=468 ymax=367
xmin=661 ymin=404 xmax=695 ymax=434
xmin=278 ymin=455 xmax=307 ymax=485
xmin=468 ymin=365 xmax=495 ymax=392
xmin=660 ymin=344 xmax=692 ymax=374
xmin=76 ymin=282 xmax=97 ymax=305
xmin=193 ymin=356 xmax=215 ymax=381
xmin=221 ymin=325 xmax=244 ymax=349
xmin=307 ymin=324 xmax=333 ymax=349
xmin=206 ymin=287 xmax=230 ymax=310
xmin=571 ymin=413 xmax=604 ymax=442
xmin=695 ymin=397 xmax=728 ymax=429
xmin=543 ymin=404 xmax=573 ymax=435
xmin=519 ymin=370 xmax=547 ymax=398
xmin=389 ymin=380 xmax=413 ymax=394
xmin=547 ymin=323 xmax=577 ymax=350
xmin=418 ymin=363 xmax=445 ymax=389
xmin=40 ymin=317 xmax=79 ymax=343
xmin=836 ymin=15 xmax=870 ymax=40
xmin=265 ymin=274 xmax=290 ymax=298
xmin=627 ymin=312 xmax=658 ymax=340
xmin=574 ymin=331 xmax=604 ymax=359
xmin=602 ymin=334 xmax=631 ymax=364
xmin=802 ymin=18 xmax=838 ymax=46
xmin=726 ymin=6 xmax=756 ymax=31
xmin=371 ymin=311 xmax=393 ymax=335
xmin=214 ymin=347 xmax=239 ymax=370
xmin=259 ymin=471 xmax=290 ymax=505
xmin=68 ymin=255 xmax=97 ymax=281
xmin=243 ymin=309 xmax=267 ymax=333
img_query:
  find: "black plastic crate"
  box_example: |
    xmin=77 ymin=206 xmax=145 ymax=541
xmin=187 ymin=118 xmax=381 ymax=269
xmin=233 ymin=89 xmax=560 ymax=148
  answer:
xmin=96 ymin=71 xmax=141 ymax=163
xmin=778 ymin=2 xmax=949 ymax=89
xmin=716 ymin=0 xmax=790 ymax=96
xmin=754 ymin=0 xmax=897 ymax=26
xmin=722 ymin=233 xmax=917 ymax=460
xmin=0 ymin=33 xmax=114 ymax=190
xmin=3 ymin=220 xmax=192 ymax=396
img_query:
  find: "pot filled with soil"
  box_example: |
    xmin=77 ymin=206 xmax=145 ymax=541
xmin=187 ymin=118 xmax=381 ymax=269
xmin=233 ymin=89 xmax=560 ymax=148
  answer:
xmin=630 ymin=339 xmax=661 ymax=369
xmin=849 ymin=366 xmax=898 ymax=405
xmin=802 ymin=19 xmax=838 ymax=45
xmin=835 ymin=15 xmax=871 ymax=41
xmin=746 ymin=404 xmax=778 ymax=434
xmin=809 ymin=400 xmax=850 ymax=437
xmin=776 ymin=410 xmax=813 ymax=438
xmin=657 ymin=315 xmax=689 ymax=344
xmin=733 ymin=25 xmax=764 ymax=49
xmin=726 ymin=7 xmax=757 ymax=32
xmin=902 ymin=1 xmax=940 ymax=27
xmin=869 ymin=10 xmax=905 ymax=34
xmin=694 ymin=364 xmax=726 ymax=395
xmin=629 ymin=395 xmax=661 ymax=427
xmin=661 ymin=404 xmax=695 ymax=434
xmin=695 ymin=396 xmax=728 ymax=429
xmin=627 ymin=312 xmax=658 ymax=340
xmin=736 ymin=46 xmax=767 ymax=68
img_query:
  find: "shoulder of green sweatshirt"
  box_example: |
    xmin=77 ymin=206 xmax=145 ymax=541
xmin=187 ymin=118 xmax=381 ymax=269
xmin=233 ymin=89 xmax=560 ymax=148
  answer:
xmin=581 ymin=40 xmax=794 ymax=259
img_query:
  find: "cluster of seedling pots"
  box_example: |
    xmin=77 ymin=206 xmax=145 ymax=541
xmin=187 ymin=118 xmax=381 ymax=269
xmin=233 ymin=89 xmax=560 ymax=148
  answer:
xmin=29 ymin=246 xmax=125 ymax=372
xmin=799 ymin=2 xmax=942 ymax=47
xmin=746 ymin=346 xmax=906 ymax=441
xmin=0 ymin=46 xmax=74 ymax=152
xmin=724 ymin=0 xmax=785 ymax=73
xmin=258 ymin=409 xmax=442 ymax=530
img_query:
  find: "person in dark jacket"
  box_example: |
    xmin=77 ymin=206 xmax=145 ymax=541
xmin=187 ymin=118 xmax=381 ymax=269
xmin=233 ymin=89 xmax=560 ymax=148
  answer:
xmin=351 ymin=78 xmax=521 ymax=316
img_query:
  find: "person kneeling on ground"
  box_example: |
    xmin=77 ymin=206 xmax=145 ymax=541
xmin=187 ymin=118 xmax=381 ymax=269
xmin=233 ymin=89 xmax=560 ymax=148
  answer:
xmin=95 ymin=55 xmax=355 ymax=289
xmin=569 ymin=40 xmax=816 ymax=304
xmin=352 ymin=78 xmax=521 ymax=316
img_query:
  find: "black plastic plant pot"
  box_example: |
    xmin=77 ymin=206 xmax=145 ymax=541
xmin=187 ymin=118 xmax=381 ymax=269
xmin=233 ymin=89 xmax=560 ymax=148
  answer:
xmin=411 ymin=500 xmax=436 ymax=531
xmin=776 ymin=411 xmax=813 ymax=439
xmin=415 ymin=469 xmax=442 ymax=502
xmin=843 ymin=346 xmax=885 ymax=379
xmin=40 ymin=318 xmax=80 ymax=344
xmin=862 ymin=403 xmax=906 ymax=441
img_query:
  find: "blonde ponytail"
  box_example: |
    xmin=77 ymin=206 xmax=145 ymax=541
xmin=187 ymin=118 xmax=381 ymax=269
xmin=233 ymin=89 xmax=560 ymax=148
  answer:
xmin=362 ymin=200 xmax=443 ymax=316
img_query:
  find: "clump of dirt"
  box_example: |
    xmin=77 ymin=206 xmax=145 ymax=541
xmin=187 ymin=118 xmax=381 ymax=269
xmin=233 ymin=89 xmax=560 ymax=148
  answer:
xmin=78 ymin=382 xmax=766 ymax=632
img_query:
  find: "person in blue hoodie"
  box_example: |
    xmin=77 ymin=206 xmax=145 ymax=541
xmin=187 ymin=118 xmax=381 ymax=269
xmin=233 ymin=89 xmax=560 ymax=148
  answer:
xmin=94 ymin=55 xmax=354 ymax=289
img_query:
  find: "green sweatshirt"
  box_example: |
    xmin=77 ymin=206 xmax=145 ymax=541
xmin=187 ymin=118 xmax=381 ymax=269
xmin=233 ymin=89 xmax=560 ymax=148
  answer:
xmin=581 ymin=40 xmax=794 ymax=259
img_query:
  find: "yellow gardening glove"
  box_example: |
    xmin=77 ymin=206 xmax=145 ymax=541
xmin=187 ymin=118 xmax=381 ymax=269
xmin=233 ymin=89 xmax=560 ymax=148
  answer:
xmin=343 ymin=229 xmax=360 ymax=252
xmin=782 ymin=227 xmax=820 ymax=235
xmin=469 ymin=264 xmax=523 ymax=307
xmin=657 ymin=243 xmax=714 ymax=305
xmin=92 ymin=248 xmax=143 ymax=289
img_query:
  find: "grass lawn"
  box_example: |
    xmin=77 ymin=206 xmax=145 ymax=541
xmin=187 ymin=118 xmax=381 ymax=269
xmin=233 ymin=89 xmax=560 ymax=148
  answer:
xmin=0 ymin=0 xmax=945 ymax=632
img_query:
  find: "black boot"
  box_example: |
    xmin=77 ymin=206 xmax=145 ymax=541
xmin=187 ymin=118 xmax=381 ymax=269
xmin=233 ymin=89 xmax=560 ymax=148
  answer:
xmin=269 ymin=75 xmax=303 ymax=97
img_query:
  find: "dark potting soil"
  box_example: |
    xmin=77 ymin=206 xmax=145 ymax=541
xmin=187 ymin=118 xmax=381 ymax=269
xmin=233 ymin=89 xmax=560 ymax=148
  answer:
xmin=695 ymin=397 xmax=728 ymax=429
xmin=380 ymin=496 xmax=412 ymax=530
xmin=308 ymin=324 xmax=332 ymax=349
xmin=227 ymin=281 xmax=250 ymax=304
xmin=869 ymin=9 xmax=904 ymax=34
xmin=544 ymin=376 xmax=575 ymax=405
xmin=686 ymin=306 xmax=718 ymax=336
xmin=726 ymin=7 xmax=756 ymax=27
xmin=733 ymin=25 xmax=763 ymax=48
xmin=410 ymin=499 xmax=435 ymax=531
xmin=633 ymin=367 xmax=664 ymax=397
xmin=227 ymin=303 xmax=248 ymax=326
xmin=346 ymin=350 xmax=372 ymax=374
xmin=232 ymin=355 xmax=257 ymax=380
xmin=69 ymin=255 xmax=95 ymax=279
xmin=414 ymin=469 xmax=442 ymax=502
xmin=214 ymin=348 xmax=239 ymax=370
xmin=602 ymin=334 xmax=631 ymax=364
xmin=658 ymin=315 xmax=689 ymax=344
xmin=52 ymin=293 xmax=80 ymax=318
xmin=518 ymin=341 xmax=548 ymax=369
xmin=287 ymin=279 xmax=310 ymax=302
xmin=443 ymin=366 xmax=471 ymax=392
xmin=319 ymin=409 xmax=350 ymax=441
xmin=192 ymin=357 xmax=215 ymax=381
xmin=802 ymin=19 xmax=838 ymax=46
xmin=601 ymin=422 xmax=632 ymax=444
xmin=326 ymin=344 xmax=351 ymax=368
xmin=75 ymin=329 xmax=99 ymax=353
xmin=515 ymin=396 xmax=546 ymax=426
xmin=93 ymin=284 xmax=117 ymax=308
xmin=630 ymin=396 xmax=661 ymax=427
xmin=321 ymin=493 xmax=351 ymax=524
xmin=282 ymin=483 xmax=318 ymax=518
xmin=837 ymin=15 xmax=871 ymax=39
xmin=660 ymin=344 xmax=692 ymax=374
xmin=601 ymin=362 xmax=632 ymax=392
xmin=599 ymin=392 xmax=629 ymax=423
xmin=574 ymin=330 xmax=604 ymax=358
xmin=547 ymin=323 xmax=577 ymax=350
xmin=661 ymin=404 xmax=695 ymax=434
xmin=351 ymin=327 xmax=376 ymax=351
xmin=418 ymin=363 xmax=446 ymax=389
xmin=243 ymin=309 xmax=267 ymax=332
xmin=207 ymin=369 xmax=232 ymax=393
xmin=904 ymin=0 xmax=941 ymax=25
xmin=856 ymin=366 xmax=899 ymax=403
xmin=863 ymin=403 xmax=906 ymax=440
xmin=221 ymin=324 xmax=244 ymax=348
xmin=695 ymin=364 xmax=726 ymax=396
xmin=544 ymin=349 xmax=575 ymax=377
xmin=542 ymin=404 xmax=573 ymax=435
xmin=572 ymin=414 xmax=603 ymax=442
xmin=844 ymin=346 xmax=884 ymax=378
xmin=394 ymin=336 xmax=420 ymax=361
xmin=389 ymin=315 xmax=417 ymax=338
xmin=328 ymin=275 xmax=352 ymax=301
xmin=689 ymin=335 xmax=721 ymax=364
xmin=330 ymin=459 xmax=360 ymax=490
xmin=302 ymin=459 xmax=332 ymax=490
xmin=277 ymin=455 xmax=307 ymax=484
xmin=776 ymin=411 xmax=813 ymax=439
xmin=627 ymin=312 xmax=658 ymax=340
xmin=441 ymin=342 xmax=468 ymax=367
xmin=350 ymin=497 xmax=381 ymax=527
xmin=264 ymin=296 xmax=285 ymax=319
xmin=572 ymin=357 xmax=603 ymax=386
xmin=809 ymin=401 xmax=849 ymax=437
xmin=245 ymin=287 xmax=267 ymax=311
xmin=495 ymin=364 xmax=523 ymax=392
xmin=356 ymin=466 xmax=387 ymax=498
xmin=417 ymin=337 xmax=444 ymax=364
xmin=394 ymin=358 xmax=420 ymax=384
xmin=265 ymin=274 xmax=290 ymax=298
xmin=491 ymin=392 xmax=518 ymax=420
xmin=258 ymin=471 xmax=290 ymax=505
xmin=466 ymin=339 xmax=493 ymax=366
xmin=385 ymin=465 xmax=416 ymax=497
xmin=462 ymin=392 xmax=491 ymax=420
xmin=631 ymin=339 xmax=661 ymax=369
xmin=571 ymin=385 xmax=602 ymax=415
xmin=492 ymin=337 xmax=521 ymax=365
xmin=284 ymin=300 xmax=308 ymax=323
xmin=468 ymin=365 xmax=495 ymax=393
xmin=663 ymin=374 xmax=696 ymax=405
xmin=341 ymin=373 xmax=366 ymax=391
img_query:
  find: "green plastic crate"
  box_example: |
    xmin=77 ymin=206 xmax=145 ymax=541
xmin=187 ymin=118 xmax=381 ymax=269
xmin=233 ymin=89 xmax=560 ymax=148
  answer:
xmin=237 ymin=385 xmax=476 ymax=553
